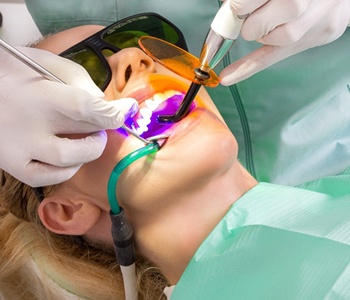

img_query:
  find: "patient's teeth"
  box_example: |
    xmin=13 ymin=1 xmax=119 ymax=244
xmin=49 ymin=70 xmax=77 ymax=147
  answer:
xmin=144 ymin=90 xmax=181 ymax=112
xmin=136 ymin=127 xmax=144 ymax=135
xmin=137 ymin=118 xmax=150 ymax=127
xmin=164 ymin=90 xmax=181 ymax=98
xmin=132 ymin=90 xmax=182 ymax=136
xmin=153 ymin=93 xmax=167 ymax=105
xmin=139 ymin=107 xmax=152 ymax=119
xmin=145 ymin=99 xmax=158 ymax=111
xmin=136 ymin=118 xmax=149 ymax=135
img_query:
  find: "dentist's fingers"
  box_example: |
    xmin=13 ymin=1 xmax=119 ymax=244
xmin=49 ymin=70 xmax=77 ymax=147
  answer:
xmin=257 ymin=0 xmax=349 ymax=46
xmin=220 ymin=43 xmax=297 ymax=85
xmin=26 ymin=162 xmax=83 ymax=187
xmin=221 ymin=0 xmax=350 ymax=85
xmin=229 ymin=0 xmax=267 ymax=16
xmin=36 ymin=131 xmax=108 ymax=168
xmin=239 ymin=0 xmax=310 ymax=41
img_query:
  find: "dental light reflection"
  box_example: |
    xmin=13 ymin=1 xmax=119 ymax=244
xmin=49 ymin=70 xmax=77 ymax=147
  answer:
xmin=124 ymin=91 xmax=196 ymax=139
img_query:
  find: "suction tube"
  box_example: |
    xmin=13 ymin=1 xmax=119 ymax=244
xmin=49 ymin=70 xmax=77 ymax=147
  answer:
xmin=107 ymin=142 xmax=160 ymax=300
xmin=108 ymin=142 xmax=159 ymax=214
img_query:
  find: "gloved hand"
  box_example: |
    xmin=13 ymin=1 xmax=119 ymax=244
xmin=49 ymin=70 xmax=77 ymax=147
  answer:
xmin=220 ymin=0 xmax=350 ymax=85
xmin=0 ymin=47 xmax=138 ymax=187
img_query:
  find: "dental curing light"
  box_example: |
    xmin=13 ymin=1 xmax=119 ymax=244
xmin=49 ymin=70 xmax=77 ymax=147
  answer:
xmin=139 ymin=0 xmax=245 ymax=123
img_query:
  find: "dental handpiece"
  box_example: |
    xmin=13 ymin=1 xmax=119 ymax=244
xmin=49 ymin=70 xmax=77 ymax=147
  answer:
xmin=198 ymin=0 xmax=245 ymax=74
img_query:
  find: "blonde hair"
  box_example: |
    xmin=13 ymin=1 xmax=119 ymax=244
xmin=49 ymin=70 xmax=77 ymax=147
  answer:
xmin=0 ymin=170 xmax=168 ymax=299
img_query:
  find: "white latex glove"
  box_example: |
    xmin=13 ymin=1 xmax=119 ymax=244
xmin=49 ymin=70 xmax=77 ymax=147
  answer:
xmin=220 ymin=0 xmax=350 ymax=85
xmin=0 ymin=47 xmax=138 ymax=187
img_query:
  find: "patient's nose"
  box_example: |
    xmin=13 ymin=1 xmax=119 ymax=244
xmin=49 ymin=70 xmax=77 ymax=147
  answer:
xmin=108 ymin=48 xmax=155 ymax=91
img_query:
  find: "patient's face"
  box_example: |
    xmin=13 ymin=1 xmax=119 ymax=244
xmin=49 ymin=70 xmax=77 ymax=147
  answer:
xmin=36 ymin=25 xmax=238 ymax=237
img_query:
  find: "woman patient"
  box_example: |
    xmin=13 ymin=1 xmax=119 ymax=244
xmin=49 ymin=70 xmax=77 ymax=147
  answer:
xmin=0 ymin=21 xmax=256 ymax=299
xmin=2 ymin=19 xmax=350 ymax=300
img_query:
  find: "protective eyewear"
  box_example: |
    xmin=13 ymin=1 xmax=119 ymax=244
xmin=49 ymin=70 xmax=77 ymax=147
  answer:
xmin=59 ymin=13 xmax=188 ymax=91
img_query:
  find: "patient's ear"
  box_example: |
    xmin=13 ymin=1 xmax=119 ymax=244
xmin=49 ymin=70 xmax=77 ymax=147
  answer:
xmin=38 ymin=195 xmax=101 ymax=235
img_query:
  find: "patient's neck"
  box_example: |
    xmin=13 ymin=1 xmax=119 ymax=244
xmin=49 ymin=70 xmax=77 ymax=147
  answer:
xmin=133 ymin=161 xmax=257 ymax=284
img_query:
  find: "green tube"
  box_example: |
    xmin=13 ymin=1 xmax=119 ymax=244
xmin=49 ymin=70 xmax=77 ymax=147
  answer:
xmin=107 ymin=142 xmax=160 ymax=214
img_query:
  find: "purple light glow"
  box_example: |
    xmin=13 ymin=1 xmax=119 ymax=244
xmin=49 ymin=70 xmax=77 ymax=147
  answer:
xmin=124 ymin=94 xmax=195 ymax=139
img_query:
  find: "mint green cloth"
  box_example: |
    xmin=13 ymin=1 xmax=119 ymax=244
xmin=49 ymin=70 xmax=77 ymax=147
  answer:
xmin=171 ymin=182 xmax=350 ymax=299
xmin=26 ymin=1 xmax=350 ymax=187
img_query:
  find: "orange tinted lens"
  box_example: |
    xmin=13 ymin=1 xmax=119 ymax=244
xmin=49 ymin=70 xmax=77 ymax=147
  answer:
xmin=139 ymin=36 xmax=219 ymax=87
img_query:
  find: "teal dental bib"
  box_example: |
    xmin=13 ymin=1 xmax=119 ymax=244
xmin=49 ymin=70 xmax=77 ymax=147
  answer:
xmin=172 ymin=183 xmax=350 ymax=299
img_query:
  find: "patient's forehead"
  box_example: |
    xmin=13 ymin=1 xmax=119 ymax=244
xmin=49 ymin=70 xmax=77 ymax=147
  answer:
xmin=36 ymin=25 xmax=104 ymax=54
